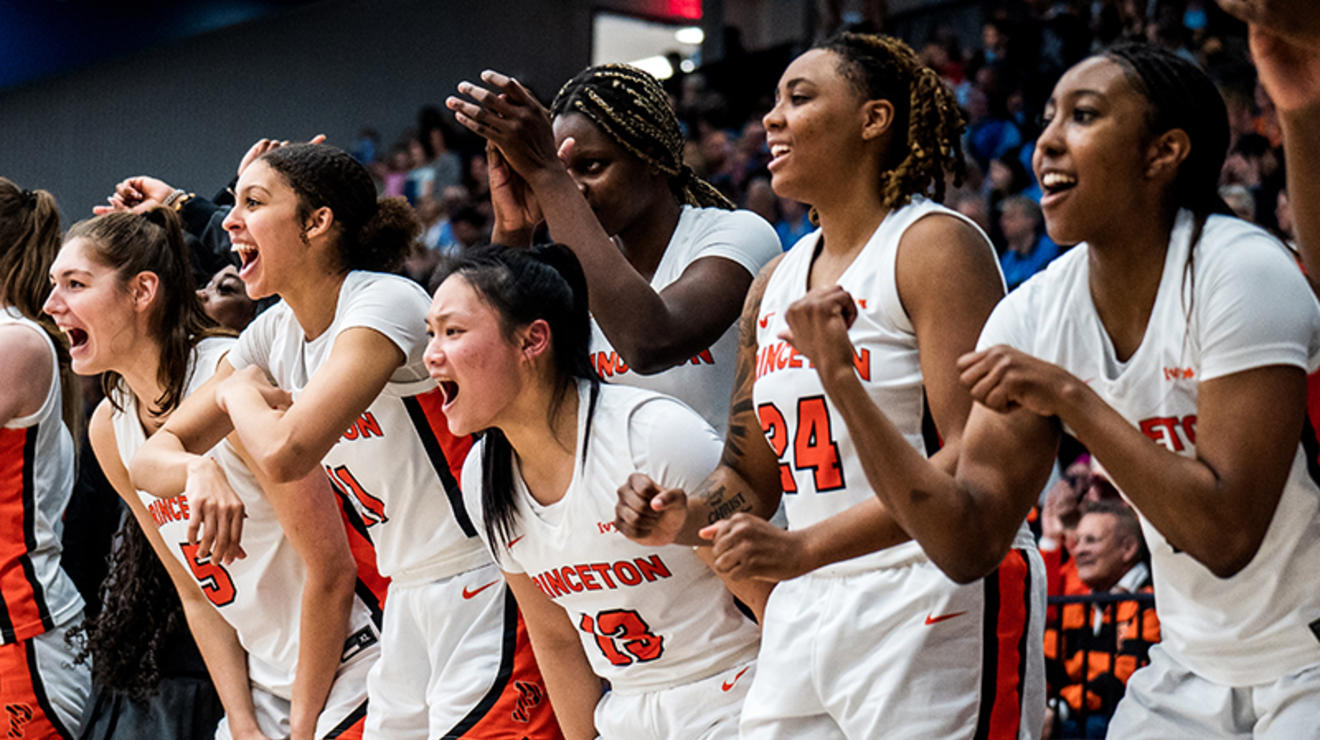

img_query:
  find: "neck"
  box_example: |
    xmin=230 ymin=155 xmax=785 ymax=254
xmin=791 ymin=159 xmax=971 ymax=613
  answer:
xmin=812 ymin=155 xmax=892 ymax=258
xmin=284 ymin=268 xmax=349 ymax=341
xmin=1086 ymin=206 xmax=1179 ymax=361
xmin=499 ymin=378 xmax=581 ymax=506
xmin=614 ymin=197 xmax=682 ymax=280
xmin=116 ymin=334 xmax=169 ymax=420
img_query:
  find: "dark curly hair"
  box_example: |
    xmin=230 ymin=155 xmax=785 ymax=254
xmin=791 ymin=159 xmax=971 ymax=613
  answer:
xmin=550 ymin=64 xmax=734 ymax=210
xmin=815 ymin=32 xmax=968 ymax=210
xmin=260 ymin=143 xmax=421 ymax=272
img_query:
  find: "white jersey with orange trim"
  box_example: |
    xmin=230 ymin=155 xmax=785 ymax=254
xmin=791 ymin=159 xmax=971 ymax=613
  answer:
xmin=755 ymin=197 xmax=1033 ymax=574
xmin=113 ymin=336 xmax=380 ymax=700
xmin=589 ymin=206 xmax=781 ymax=436
xmin=463 ymin=381 xmax=760 ymax=694
xmin=0 ymin=306 xmax=83 ymax=645
xmin=980 ymin=210 xmax=1320 ymax=687
xmin=228 ymin=271 xmax=489 ymax=584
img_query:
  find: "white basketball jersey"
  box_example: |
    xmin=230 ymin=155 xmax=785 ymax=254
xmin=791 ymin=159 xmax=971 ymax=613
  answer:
xmin=589 ymin=206 xmax=781 ymax=436
xmin=0 ymin=306 xmax=83 ymax=644
xmin=229 ymin=271 xmax=488 ymax=583
xmin=463 ymin=382 xmax=760 ymax=693
xmin=755 ymin=197 xmax=1031 ymax=574
xmin=980 ymin=210 xmax=1320 ymax=686
xmin=114 ymin=337 xmax=379 ymax=697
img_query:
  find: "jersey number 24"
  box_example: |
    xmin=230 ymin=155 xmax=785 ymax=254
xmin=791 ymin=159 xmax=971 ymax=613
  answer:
xmin=757 ymin=395 xmax=844 ymax=493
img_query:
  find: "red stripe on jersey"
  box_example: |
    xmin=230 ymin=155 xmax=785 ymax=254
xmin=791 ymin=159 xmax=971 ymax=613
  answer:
xmin=333 ymin=489 xmax=390 ymax=617
xmin=403 ymin=389 xmax=477 ymax=538
xmin=408 ymin=388 xmax=473 ymax=486
xmin=0 ymin=427 xmax=50 ymax=643
xmin=0 ymin=625 xmax=73 ymax=738
xmin=979 ymin=549 xmax=1030 ymax=740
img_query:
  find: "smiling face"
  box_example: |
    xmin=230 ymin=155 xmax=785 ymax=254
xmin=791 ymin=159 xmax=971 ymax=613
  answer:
xmin=222 ymin=159 xmax=310 ymax=300
xmin=43 ymin=237 xmax=141 ymax=376
xmin=197 ymin=264 xmax=257 ymax=331
xmin=1032 ymin=57 xmax=1155 ymax=246
xmin=552 ymin=112 xmax=670 ymax=238
xmin=1073 ymin=511 xmax=1138 ymax=592
xmin=762 ymin=48 xmax=872 ymax=206
xmin=424 ymin=274 xmax=528 ymax=436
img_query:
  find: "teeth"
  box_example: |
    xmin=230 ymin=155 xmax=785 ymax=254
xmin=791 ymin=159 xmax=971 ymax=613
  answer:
xmin=770 ymin=145 xmax=790 ymax=157
xmin=230 ymin=243 xmax=257 ymax=255
xmin=1041 ymin=172 xmax=1076 ymax=189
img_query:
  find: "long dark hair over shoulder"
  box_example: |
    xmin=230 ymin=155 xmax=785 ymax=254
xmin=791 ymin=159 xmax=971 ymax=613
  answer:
xmin=432 ymin=244 xmax=599 ymax=546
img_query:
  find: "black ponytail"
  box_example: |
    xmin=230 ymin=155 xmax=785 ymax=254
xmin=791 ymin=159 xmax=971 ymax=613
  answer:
xmin=433 ymin=244 xmax=599 ymax=546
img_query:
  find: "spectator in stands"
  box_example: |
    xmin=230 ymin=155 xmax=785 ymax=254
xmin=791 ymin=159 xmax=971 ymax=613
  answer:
xmin=999 ymin=195 xmax=1060 ymax=289
xmin=774 ymin=196 xmax=812 ymax=250
xmin=743 ymin=176 xmax=778 ymax=226
xmin=1219 ymin=183 xmax=1256 ymax=222
xmin=1045 ymin=501 xmax=1159 ymax=739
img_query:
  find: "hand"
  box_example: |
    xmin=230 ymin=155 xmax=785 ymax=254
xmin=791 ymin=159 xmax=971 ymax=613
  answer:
xmin=238 ymin=134 xmax=327 ymax=177
xmin=91 ymin=176 xmax=176 ymax=215
xmin=217 ymin=365 xmax=292 ymax=414
xmin=230 ymin=727 xmax=274 ymax=740
xmin=1218 ymin=0 xmax=1320 ymax=51
xmin=698 ymin=513 xmax=814 ymax=582
xmin=1246 ymin=24 xmax=1320 ymax=115
xmin=778 ymin=286 xmax=859 ymax=380
xmin=957 ymin=344 xmax=1087 ymax=417
xmin=184 ymin=456 xmax=247 ymax=565
xmin=1039 ymin=466 xmax=1086 ymax=544
xmin=487 ymin=142 xmax=543 ymax=240
xmin=445 ymin=70 xmax=562 ymax=179
xmin=614 ymin=473 xmax=688 ymax=546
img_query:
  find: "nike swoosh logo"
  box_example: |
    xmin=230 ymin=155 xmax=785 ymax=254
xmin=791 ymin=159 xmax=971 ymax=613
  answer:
xmin=758 ymin=312 xmax=774 ymax=328
xmin=507 ymin=535 xmax=525 ymax=548
xmin=924 ymin=611 xmax=967 ymax=625
xmin=462 ymin=581 xmax=499 ymax=600
xmin=721 ymin=666 xmax=751 ymax=692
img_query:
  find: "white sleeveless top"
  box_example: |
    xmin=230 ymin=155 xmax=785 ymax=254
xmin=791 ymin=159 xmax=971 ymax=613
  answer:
xmin=114 ymin=336 xmax=378 ymax=697
xmin=980 ymin=210 xmax=1320 ymax=686
xmin=589 ymin=206 xmax=781 ymax=436
xmin=0 ymin=306 xmax=83 ymax=643
xmin=229 ymin=271 xmax=488 ymax=584
xmin=464 ymin=381 xmax=760 ymax=694
xmin=755 ymin=197 xmax=1032 ymax=575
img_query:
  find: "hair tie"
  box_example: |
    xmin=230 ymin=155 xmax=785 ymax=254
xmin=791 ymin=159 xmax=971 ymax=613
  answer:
xmin=20 ymin=189 xmax=36 ymax=208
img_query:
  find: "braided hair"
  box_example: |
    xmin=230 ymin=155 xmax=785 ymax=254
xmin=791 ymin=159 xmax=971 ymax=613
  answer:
xmin=550 ymin=64 xmax=734 ymax=210
xmin=1101 ymin=42 xmax=1232 ymax=313
xmin=816 ymin=32 xmax=968 ymax=211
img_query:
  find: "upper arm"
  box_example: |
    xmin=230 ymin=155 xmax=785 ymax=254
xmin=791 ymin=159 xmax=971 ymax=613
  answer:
xmin=504 ymin=571 xmax=582 ymax=650
xmin=648 ymin=256 xmax=756 ymax=365
xmin=714 ymin=255 xmax=785 ymax=512
xmin=0 ymin=326 xmax=53 ymax=425
xmin=270 ymin=327 xmax=404 ymax=475
xmin=897 ymin=214 xmax=1005 ymax=448
xmin=88 ymin=402 xmax=211 ymax=602
xmin=156 ymin=357 xmax=237 ymax=453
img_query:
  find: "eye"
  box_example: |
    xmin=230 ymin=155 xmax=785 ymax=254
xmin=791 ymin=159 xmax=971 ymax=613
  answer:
xmin=445 ymin=327 xmax=463 ymax=337
xmin=1071 ymin=107 xmax=1098 ymax=124
xmin=789 ymin=93 xmax=810 ymax=105
xmin=578 ymin=159 xmax=605 ymax=175
xmin=245 ymin=197 xmax=261 ymax=208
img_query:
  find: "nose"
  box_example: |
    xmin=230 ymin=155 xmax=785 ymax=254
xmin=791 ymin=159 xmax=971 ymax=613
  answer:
xmin=1035 ymin=114 xmax=1064 ymax=160
xmin=221 ymin=206 xmax=241 ymax=233
xmin=762 ymin=101 xmax=784 ymax=132
xmin=423 ymin=337 xmax=445 ymax=375
xmin=196 ymin=288 xmax=209 ymax=303
xmin=42 ymin=288 xmax=61 ymax=317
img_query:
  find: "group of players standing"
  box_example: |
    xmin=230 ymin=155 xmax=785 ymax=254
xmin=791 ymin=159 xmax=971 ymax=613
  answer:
xmin=2 ymin=16 xmax=1319 ymax=740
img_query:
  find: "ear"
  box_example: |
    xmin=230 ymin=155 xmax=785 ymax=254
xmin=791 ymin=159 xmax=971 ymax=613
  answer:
xmin=1119 ymin=533 xmax=1141 ymax=565
xmin=303 ymin=205 xmax=335 ymax=242
xmin=860 ymin=99 xmax=896 ymax=142
xmin=521 ymin=318 xmax=552 ymax=361
xmin=127 ymin=271 xmax=160 ymax=314
xmin=1144 ymin=128 xmax=1191 ymax=182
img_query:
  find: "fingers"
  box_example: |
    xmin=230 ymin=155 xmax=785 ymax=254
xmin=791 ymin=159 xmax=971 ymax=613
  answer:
xmin=557 ymin=137 xmax=575 ymax=165
xmin=307 ymin=134 xmax=327 ymax=145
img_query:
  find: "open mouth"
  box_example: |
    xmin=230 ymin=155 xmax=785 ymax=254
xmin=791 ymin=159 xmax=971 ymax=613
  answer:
xmin=439 ymin=380 xmax=460 ymax=406
xmin=232 ymin=243 xmax=260 ymax=277
xmin=1039 ymin=171 xmax=1077 ymax=198
xmin=65 ymin=327 xmax=88 ymax=349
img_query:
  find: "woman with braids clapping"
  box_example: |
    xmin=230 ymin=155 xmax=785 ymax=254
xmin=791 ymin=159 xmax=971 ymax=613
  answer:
xmin=614 ymin=33 xmax=1045 ymax=738
xmin=446 ymin=63 xmax=781 ymax=438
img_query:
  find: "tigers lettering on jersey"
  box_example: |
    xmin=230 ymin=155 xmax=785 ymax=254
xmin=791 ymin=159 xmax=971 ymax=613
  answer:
xmin=1139 ymin=415 xmax=1196 ymax=452
xmin=593 ymin=349 xmax=715 ymax=379
xmin=755 ymin=341 xmax=871 ymax=382
xmin=528 ymin=554 xmax=672 ymax=600
xmin=341 ymin=412 xmax=383 ymax=441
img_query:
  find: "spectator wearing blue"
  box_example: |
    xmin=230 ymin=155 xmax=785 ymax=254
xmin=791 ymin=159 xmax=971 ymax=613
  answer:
xmin=999 ymin=194 xmax=1059 ymax=289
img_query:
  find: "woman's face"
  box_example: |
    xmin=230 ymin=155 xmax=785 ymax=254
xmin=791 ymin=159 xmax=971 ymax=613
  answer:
xmin=552 ymin=112 xmax=666 ymax=237
xmin=222 ymin=159 xmax=308 ymax=300
xmin=762 ymin=48 xmax=869 ymax=206
xmin=1032 ymin=56 xmax=1152 ymax=246
xmin=424 ymin=275 xmax=527 ymax=437
xmin=43 ymin=237 xmax=140 ymax=376
xmin=198 ymin=264 xmax=257 ymax=332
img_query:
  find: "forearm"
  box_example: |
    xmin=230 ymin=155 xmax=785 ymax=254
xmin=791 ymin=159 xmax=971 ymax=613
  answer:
xmin=527 ymin=169 xmax=701 ymax=371
xmin=1280 ymin=106 xmax=1320 ymax=281
xmin=289 ymin=569 xmax=355 ymax=740
xmin=224 ymin=384 xmax=311 ymax=483
xmin=797 ymin=497 xmax=912 ymax=570
xmin=677 ymin=465 xmax=780 ymax=546
xmin=527 ymin=638 xmax=601 ymax=740
xmin=131 ymin=430 xmax=209 ymax=498
xmin=179 ymin=594 xmax=262 ymax=736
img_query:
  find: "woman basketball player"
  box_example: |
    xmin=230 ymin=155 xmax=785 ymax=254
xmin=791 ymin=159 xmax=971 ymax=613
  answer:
xmin=428 ymin=244 xmax=760 ymax=739
xmin=616 ymin=33 xmax=1045 ymax=738
xmin=131 ymin=144 xmax=559 ymax=739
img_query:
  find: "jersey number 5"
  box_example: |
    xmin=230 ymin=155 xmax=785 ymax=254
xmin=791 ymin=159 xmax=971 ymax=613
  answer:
xmin=579 ymin=609 xmax=664 ymax=666
xmin=179 ymin=542 xmax=236 ymax=607
xmin=757 ymin=395 xmax=845 ymax=493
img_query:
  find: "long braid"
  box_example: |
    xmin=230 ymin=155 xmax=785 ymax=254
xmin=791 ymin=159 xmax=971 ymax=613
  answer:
xmin=550 ymin=64 xmax=734 ymax=210
xmin=818 ymin=33 xmax=968 ymax=211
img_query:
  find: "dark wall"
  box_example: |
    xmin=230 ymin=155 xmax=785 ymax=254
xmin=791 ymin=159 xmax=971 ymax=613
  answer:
xmin=0 ymin=0 xmax=595 ymax=217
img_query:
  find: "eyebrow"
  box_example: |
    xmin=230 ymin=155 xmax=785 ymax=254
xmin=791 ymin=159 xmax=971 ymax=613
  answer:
xmin=52 ymin=268 xmax=92 ymax=280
